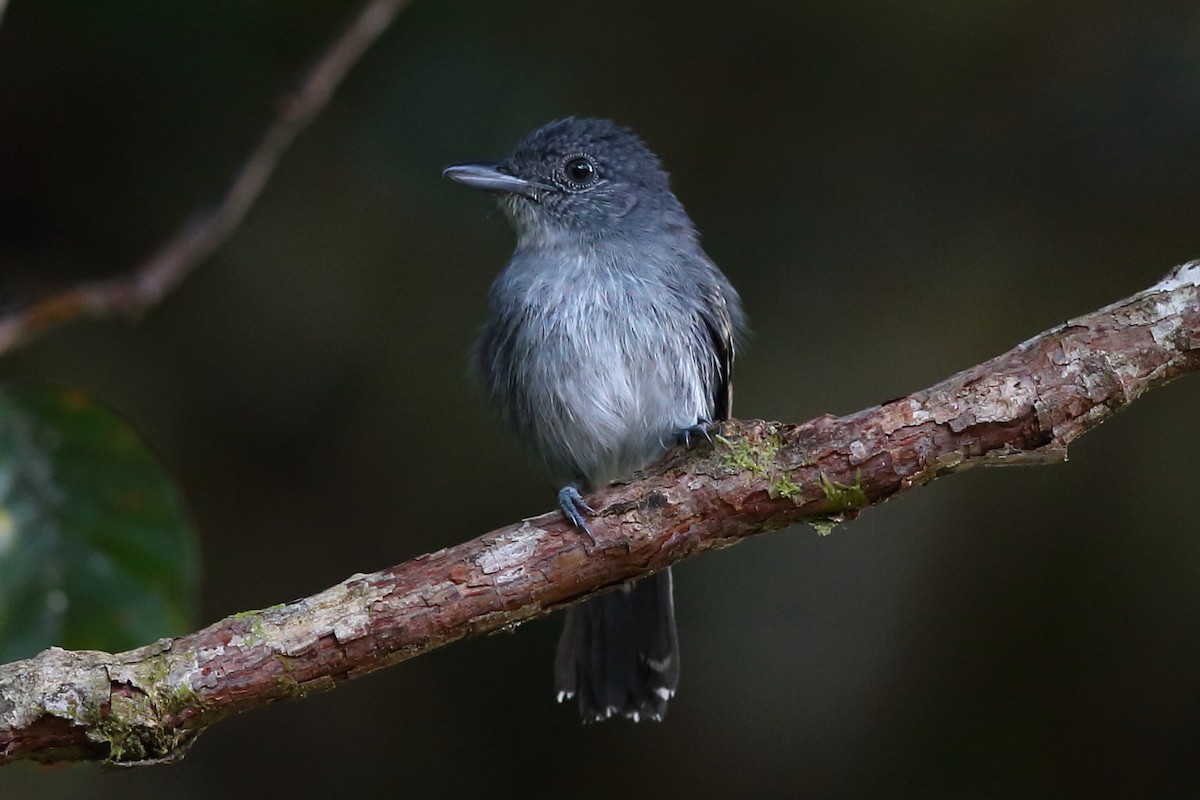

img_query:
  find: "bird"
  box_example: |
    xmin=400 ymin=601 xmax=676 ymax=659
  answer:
xmin=444 ymin=117 xmax=744 ymax=722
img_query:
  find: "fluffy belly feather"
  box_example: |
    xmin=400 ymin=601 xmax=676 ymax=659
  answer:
xmin=512 ymin=297 xmax=711 ymax=486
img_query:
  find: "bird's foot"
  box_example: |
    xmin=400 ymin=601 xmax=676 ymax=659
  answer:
xmin=558 ymin=484 xmax=596 ymax=543
xmin=676 ymin=419 xmax=717 ymax=448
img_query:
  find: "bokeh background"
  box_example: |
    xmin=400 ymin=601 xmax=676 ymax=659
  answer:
xmin=3 ymin=0 xmax=1200 ymax=797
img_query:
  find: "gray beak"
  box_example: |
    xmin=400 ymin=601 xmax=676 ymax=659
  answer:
xmin=442 ymin=162 xmax=545 ymax=200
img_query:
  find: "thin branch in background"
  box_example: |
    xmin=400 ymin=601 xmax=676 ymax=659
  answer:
xmin=0 ymin=0 xmax=412 ymax=358
xmin=1 ymin=260 xmax=1196 ymax=767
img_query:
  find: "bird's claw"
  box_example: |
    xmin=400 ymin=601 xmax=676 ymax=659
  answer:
xmin=676 ymin=420 xmax=716 ymax=449
xmin=558 ymin=485 xmax=596 ymax=543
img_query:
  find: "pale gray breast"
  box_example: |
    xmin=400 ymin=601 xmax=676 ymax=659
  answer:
xmin=478 ymin=249 xmax=718 ymax=487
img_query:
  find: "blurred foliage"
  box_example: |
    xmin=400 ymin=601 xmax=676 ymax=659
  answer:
xmin=0 ymin=386 xmax=198 ymax=661
xmin=1 ymin=0 xmax=1199 ymax=798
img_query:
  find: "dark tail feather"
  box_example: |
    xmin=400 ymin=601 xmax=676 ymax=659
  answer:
xmin=554 ymin=568 xmax=680 ymax=722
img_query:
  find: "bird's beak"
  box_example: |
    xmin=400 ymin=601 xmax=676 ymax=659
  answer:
xmin=442 ymin=162 xmax=546 ymax=200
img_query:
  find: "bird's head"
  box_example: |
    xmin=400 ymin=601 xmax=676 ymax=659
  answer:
xmin=444 ymin=117 xmax=691 ymax=247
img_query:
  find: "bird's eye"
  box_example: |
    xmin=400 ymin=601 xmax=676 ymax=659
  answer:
xmin=563 ymin=156 xmax=597 ymax=187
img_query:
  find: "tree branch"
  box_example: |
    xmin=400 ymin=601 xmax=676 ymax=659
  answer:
xmin=0 ymin=0 xmax=411 ymax=358
xmin=1 ymin=260 xmax=1196 ymax=766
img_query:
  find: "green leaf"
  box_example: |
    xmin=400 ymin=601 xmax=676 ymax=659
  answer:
xmin=0 ymin=386 xmax=198 ymax=662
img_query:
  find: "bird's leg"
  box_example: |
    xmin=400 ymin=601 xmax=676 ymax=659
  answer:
xmin=558 ymin=483 xmax=597 ymax=542
xmin=676 ymin=418 xmax=717 ymax=448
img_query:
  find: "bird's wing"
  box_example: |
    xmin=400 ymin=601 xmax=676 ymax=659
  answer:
xmin=699 ymin=278 xmax=738 ymax=422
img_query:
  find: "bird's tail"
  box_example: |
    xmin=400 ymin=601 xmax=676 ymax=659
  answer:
xmin=554 ymin=568 xmax=680 ymax=722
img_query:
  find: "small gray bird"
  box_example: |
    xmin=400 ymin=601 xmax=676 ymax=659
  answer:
xmin=444 ymin=117 xmax=744 ymax=722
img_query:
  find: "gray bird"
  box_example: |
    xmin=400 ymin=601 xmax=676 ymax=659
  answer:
xmin=444 ymin=117 xmax=744 ymax=722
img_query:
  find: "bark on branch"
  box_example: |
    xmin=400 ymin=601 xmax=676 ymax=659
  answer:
xmin=2 ymin=260 xmax=1198 ymax=767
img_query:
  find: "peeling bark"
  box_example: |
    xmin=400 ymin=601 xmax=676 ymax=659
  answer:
xmin=2 ymin=260 xmax=1197 ymax=767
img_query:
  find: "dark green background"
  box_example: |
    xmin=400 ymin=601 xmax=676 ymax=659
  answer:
xmin=3 ymin=1 xmax=1200 ymax=797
